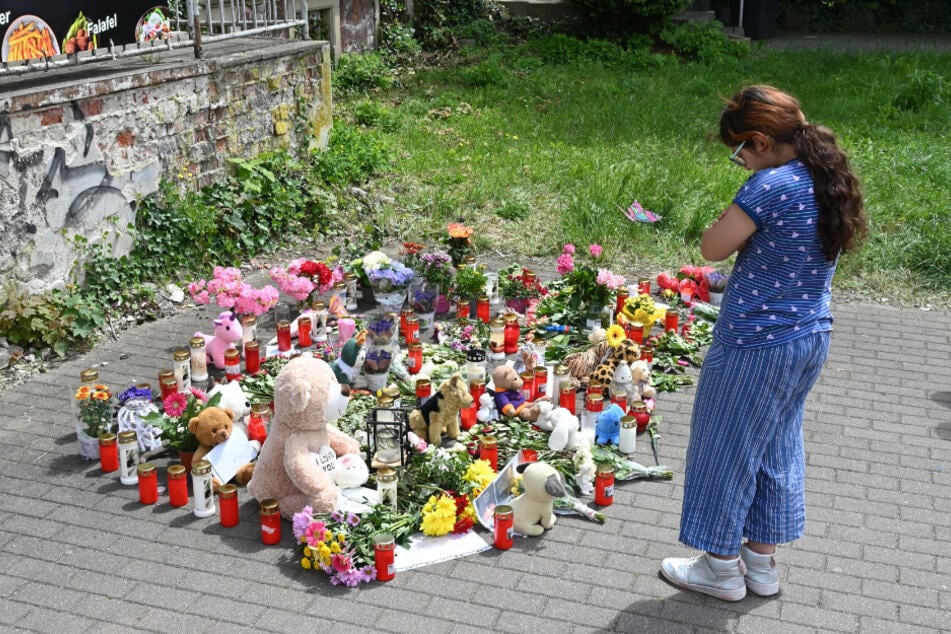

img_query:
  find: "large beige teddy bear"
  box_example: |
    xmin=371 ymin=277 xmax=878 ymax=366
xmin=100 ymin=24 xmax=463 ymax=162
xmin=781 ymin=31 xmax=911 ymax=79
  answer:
xmin=247 ymin=355 xmax=360 ymax=520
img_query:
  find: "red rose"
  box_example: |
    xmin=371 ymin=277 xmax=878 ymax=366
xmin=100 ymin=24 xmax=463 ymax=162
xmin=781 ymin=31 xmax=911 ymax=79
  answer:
xmin=315 ymin=262 xmax=333 ymax=286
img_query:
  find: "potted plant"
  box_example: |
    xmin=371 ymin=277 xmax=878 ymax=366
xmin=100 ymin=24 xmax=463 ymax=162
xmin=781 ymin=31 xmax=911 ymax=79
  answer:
xmin=352 ymin=250 xmax=415 ymax=314
xmin=497 ymin=264 xmax=547 ymax=313
xmin=74 ymin=382 xmax=114 ymax=461
xmin=705 ymin=271 xmax=730 ymax=306
xmin=412 ymin=249 xmax=454 ymax=316
xmin=143 ymin=388 xmax=222 ymax=471
xmin=448 ymin=265 xmax=487 ymax=318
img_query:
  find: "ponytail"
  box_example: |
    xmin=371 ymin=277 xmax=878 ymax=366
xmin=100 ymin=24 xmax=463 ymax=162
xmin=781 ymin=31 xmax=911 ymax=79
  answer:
xmin=720 ymin=85 xmax=868 ymax=261
xmin=794 ymin=124 xmax=868 ymax=261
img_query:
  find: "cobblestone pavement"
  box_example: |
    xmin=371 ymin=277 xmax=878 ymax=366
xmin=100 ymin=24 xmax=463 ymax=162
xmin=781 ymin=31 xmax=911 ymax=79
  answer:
xmin=2 ymin=32 xmax=950 ymax=634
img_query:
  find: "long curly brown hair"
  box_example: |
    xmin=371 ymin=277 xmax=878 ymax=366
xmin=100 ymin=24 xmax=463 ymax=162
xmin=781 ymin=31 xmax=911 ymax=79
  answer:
xmin=719 ymin=85 xmax=868 ymax=261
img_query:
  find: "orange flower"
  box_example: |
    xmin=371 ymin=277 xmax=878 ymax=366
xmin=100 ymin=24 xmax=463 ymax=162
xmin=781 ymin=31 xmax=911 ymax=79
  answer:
xmin=75 ymin=386 xmax=91 ymax=400
xmin=93 ymin=384 xmax=108 ymax=391
xmin=447 ymin=223 xmax=473 ymax=239
xmin=91 ymin=390 xmax=110 ymax=401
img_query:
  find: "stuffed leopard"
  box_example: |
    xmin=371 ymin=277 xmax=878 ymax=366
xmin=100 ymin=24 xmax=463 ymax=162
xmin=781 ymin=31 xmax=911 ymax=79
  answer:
xmin=588 ymin=339 xmax=641 ymax=388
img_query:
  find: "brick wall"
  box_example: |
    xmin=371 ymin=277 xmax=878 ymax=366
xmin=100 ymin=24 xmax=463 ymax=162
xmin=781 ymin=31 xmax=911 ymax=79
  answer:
xmin=0 ymin=39 xmax=333 ymax=295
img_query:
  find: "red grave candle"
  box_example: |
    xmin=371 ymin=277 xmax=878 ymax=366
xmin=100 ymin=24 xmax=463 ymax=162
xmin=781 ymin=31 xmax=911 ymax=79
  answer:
xmin=260 ymin=499 xmax=282 ymax=545
xmin=224 ymin=348 xmax=241 ymax=382
xmin=244 ymin=341 xmax=261 ymax=375
xmin=481 ymin=436 xmax=498 ymax=471
xmin=664 ymin=310 xmax=679 ymax=333
xmin=137 ymin=463 xmax=158 ymax=505
xmin=276 ymin=320 xmax=292 ymax=352
xmin=167 ymin=464 xmax=188 ymax=507
xmin=374 ymin=534 xmax=396 ymax=582
xmin=595 ymin=464 xmax=614 ymax=506
xmin=219 ymin=484 xmax=239 ymax=528
xmin=99 ymin=433 xmax=119 ymax=473
xmin=297 ymin=316 xmax=312 ymax=348
xmin=493 ymin=505 xmax=514 ymax=550
xmin=559 ymin=385 xmax=576 ymax=415
xmin=476 ymin=297 xmax=490 ymax=323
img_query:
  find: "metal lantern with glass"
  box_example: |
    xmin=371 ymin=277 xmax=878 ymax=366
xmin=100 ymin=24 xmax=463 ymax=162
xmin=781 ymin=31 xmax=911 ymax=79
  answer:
xmin=365 ymin=405 xmax=412 ymax=469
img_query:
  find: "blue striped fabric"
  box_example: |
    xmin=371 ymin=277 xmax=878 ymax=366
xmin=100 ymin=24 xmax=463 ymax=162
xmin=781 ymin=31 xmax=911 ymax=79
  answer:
xmin=716 ymin=160 xmax=836 ymax=348
xmin=678 ymin=331 xmax=831 ymax=555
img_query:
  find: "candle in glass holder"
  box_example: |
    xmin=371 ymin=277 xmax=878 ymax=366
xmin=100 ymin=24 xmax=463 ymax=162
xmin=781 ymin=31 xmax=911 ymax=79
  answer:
xmin=519 ymin=371 xmax=534 ymax=403
xmin=639 ymin=344 xmax=654 ymax=363
xmin=374 ymin=533 xmax=396 ymax=581
xmin=595 ymin=464 xmax=615 ymax=506
xmin=626 ymin=323 xmax=644 ymax=344
xmin=476 ymin=296 xmax=490 ymax=323
xmin=493 ymin=504 xmax=514 ymax=550
xmin=189 ymin=336 xmax=209 ymax=383
xmin=224 ymin=348 xmax=241 ymax=382
xmin=488 ymin=317 xmax=505 ymax=360
xmin=297 ymin=316 xmax=313 ymax=348
xmin=137 ymin=462 xmax=158 ymax=505
xmin=118 ymin=430 xmax=139 ymax=485
xmin=520 ymin=448 xmax=538 ymax=463
xmin=311 ymin=301 xmax=329 ymax=343
xmin=665 ymin=310 xmax=679 ymax=333
xmin=276 ymin=320 xmax=292 ymax=352
xmin=159 ymin=374 xmax=178 ymax=400
xmin=631 ymin=401 xmax=651 ymax=432
xmin=469 ymin=378 xmax=486 ymax=404
xmin=587 ymin=380 xmax=603 ymax=397
xmin=559 ymin=384 xmax=577 ymax=415
xmin=611 ymin=392 xmax=628 ymax=413
xmin=619 ymin=416 xmax=637 ymax=454
xmin=99 ymin=432 xmax=119 ymax=473
xmin=503 ymin=314 xmax=520 ymax=354
xmin=460 ymin=404 xmax=477 ymax=431
xmin=415 ymin=378 xmax=432 ymax=406
xmin=407 ymin=342 xmax=423 ymax=374
xmin=533 ymin=366 xmax=549 ymax=401
xmin=456 ymin=300 xmax=471 ymax=319
xmin=377 ymin=468 xmax=398 ymax=510
xmin=581 ymin=394 xmax=603 ymax=432
xmin=615 ymin=287 xmax=629 ymax=318
xmin=260 ymin=499 xmax=282 ymax=544
xmin=481 ymin=436 xmax=498 ymax=471
xmin=337 ymin=317 xmax=356 ymax=348
xmin=244 ymin=340 xmax=261 ymax=375
xmin=219 ymin=484 xmax=239 ymax=527
xmin=192 ymin=459 xmax=216 ymax=518
xmin=466 ymin=347 xmax=487 ymax=384
xmin=638 ymin=278 xmax=651 ymax=296
xmin=405 ymin=316 xmax=420 ymax=345
xmin=167 ymin=464 xmax=188 ymax=507
xmin=247 ymin=403 xmax=270 ymax=444
xmin=399 ymin=308 xmax=413 ymax=344
xmin=173 ymin=349 xmax=191 ymax=393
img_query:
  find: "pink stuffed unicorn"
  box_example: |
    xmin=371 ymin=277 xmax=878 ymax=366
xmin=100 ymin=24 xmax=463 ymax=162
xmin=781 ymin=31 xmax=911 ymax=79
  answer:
xmin=196 ymin=312 xmax=243 ymax=370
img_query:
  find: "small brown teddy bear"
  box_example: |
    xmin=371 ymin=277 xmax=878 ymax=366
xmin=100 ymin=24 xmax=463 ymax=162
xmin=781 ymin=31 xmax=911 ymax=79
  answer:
xmin=491 ymin=365 xmax=546 ymax=422
xmin=188 ymin=406 xmax=256 ymax=492
xmin=409 ymin=374 xmax=474 ymax=445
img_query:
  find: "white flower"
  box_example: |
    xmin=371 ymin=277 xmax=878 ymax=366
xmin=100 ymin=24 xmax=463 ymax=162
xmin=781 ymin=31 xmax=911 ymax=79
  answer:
xmin=362 ymin=251 xmax=391 ymax=273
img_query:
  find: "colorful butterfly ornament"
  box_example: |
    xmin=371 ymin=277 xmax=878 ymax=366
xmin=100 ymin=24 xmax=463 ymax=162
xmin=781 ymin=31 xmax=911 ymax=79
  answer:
xmin=619 ymin=200 xmax=661 ymax=223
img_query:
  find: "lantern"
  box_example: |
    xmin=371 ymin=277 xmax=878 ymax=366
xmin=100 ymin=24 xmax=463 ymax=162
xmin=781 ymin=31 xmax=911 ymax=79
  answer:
xmin=365 ymin=406 xmax=411 ymax=468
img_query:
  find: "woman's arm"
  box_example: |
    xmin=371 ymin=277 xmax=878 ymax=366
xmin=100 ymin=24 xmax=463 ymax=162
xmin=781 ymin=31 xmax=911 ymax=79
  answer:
xmin=701 ymin=204 xmax=758 ymax=262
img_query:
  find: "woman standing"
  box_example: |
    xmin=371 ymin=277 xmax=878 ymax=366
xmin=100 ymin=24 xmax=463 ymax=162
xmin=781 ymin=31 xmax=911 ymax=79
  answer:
xmin=661 ymin=85 xmax=868 ymax=601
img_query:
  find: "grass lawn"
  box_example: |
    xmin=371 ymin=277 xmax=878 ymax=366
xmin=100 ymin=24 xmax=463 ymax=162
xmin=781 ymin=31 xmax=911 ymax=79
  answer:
xmin=336 ymin=40 xmax=951 ymax=307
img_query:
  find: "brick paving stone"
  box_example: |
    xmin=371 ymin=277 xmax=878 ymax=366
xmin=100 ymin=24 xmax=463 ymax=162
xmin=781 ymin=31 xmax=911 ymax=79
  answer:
xmin=859 ymin=616 xmax=942 ymax=634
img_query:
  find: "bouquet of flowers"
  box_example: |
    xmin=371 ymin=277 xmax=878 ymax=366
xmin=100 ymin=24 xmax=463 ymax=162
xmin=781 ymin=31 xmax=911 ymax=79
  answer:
xmin=414 ymin=250 xmax=454 ymax=289
xmin=269 ymin=258 xmax=344 ymax=304
xmin=543 ymin=244 xmax=626 ymax=326
xmin=409 ymin=285 xmax=438 ymax=315
xmin=143 ymin=388 xmax=222 ymax=452
xmin=399 ymin=241 xmax=427 ymax=270
xmin=188 ymin=266 xmax=279 ymax=316
xmin=354 ymin=251 xmax=415 ymax=293
xmin=75 ymin=383 xmax=113 ymax=437
xmin=497 ymin=264 xmax=547 ymax=301
xmin=293 ymin=508 xmax=377 ymax=586
xmin=620 ymin=293 xmax=666 ymax=333
xmin=444 ymin=223 xmax=475 ymax=266
xmin=420 ymin=491 xmax=476 ymax=536
xmin=447 ymin=265 xmax=487 ymax=302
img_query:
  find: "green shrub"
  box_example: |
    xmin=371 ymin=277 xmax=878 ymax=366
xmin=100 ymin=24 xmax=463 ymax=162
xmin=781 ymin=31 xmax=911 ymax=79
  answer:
xmin=459 ymin=55 xmax=507 ymax=87
xmin=352 ymin=100 xmax=400 ymax=130
xmin=567 ymin=0 xmax=691 ymax=31
xmin=412 ymin=0 xmax=505 ymax=50
xmin=334 ymin=52 xmax=395 ymax=97
xmin=0 ymin=285 xmax=106 ymax=357
xmin=524 ymin=33 xmax=669 ymax=69
xmin=310 ymin=122 xmax=392 ymax=186
xmin=892 ymin=69 xmax=947 ymax=112
xmin=659 ymin=20 xmax=748 ymax=63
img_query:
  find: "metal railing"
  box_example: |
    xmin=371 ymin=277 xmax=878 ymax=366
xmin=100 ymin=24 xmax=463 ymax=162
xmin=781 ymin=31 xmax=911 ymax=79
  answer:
xmin=0 ymin=0 xmax=309 ymax=78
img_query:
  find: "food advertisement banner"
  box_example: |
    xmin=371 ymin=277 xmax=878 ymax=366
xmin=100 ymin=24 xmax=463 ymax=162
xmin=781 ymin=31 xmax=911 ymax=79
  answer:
xmin=1 ymin=3 xmax=173 ymax=63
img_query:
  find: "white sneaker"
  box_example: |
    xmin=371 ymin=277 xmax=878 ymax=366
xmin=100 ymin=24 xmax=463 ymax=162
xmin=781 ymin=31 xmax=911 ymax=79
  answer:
xmin=741 ymin=545 xmax=780 ymax=596
xmin=660 ymin=553 xmax=747 ymax=601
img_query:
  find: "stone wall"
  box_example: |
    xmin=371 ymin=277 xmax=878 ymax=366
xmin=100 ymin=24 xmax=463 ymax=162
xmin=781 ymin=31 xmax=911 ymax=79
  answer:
xmin=341 ymin=0 xmax=378 ymax=53
xmin=0 ymin=39 xmax=333 ymax=295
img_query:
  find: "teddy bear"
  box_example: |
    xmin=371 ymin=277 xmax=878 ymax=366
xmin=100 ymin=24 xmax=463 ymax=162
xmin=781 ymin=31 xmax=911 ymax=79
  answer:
xmin=195 ymin=311 xmax=243 ymax=370
xmin=409 ymin=374 xmax=473 ymax=445
xmin=207 ymin=381 xmax=251 ymax=421
xmin=534 ymin=401 xmax=581 ymax=451
xmin=331 ymin=337 xmax=366 ymax=386
xmin=511 ymin=462 xmax=566 ymax=537
xmin=476 ymin=392 xmax=498 ymax=423
xmin=630 ymin=359 xmax=657 ymax=403
xmin=333 ymin=453 xmax=370 ymax=489
xmin=188 ymin=406 xmax=259 ymax=492
xmin=595 ymin=403 xmax=626 ymax=445
xmin=491 ymin=365 xmax=545 ymax=422
xmin=246 ymin=355 xmax=361 ymax=519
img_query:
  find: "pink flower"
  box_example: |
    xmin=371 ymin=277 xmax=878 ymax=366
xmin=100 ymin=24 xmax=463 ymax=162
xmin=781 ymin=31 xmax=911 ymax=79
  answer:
xmin=562 ymin=243 xmax=576 ymax=254
xmin=303 ymin=520 xmax=327 ymax=547
xmin=189 ymin=387 xmax=208 ymax=403
xmin=163 ymin=392 xmax=188 ymax=417
xmin=589 ymin=244 xmax=603 ymax=259
xmin=556 ymin=253 xmax=574 ymax=276
xmin=596 ymin=269 xmax=626 ymax=290
xmin=193 ymin=290 xmax=210 ymax=304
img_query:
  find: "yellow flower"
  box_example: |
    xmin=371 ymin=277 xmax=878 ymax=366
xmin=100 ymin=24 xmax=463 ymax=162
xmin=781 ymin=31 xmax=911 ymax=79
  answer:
xmin=510 ymin=474 xmax=524 ymax=496
xmin=330 ymin=541 xmax=342 ymax=554
xmin=75 ymin=387 xmax=91 ymax=400
xmin=301 ymin=557 xmax=312 ymax=570
xmin=420 ymin=494 xmax=457 ymax=536
xmin=303 ymin=546 xmax=313 ymax=558
xmin=606 ymin=324 xmax=626 ymax=348
xmin=318 ymin=543 xmax=331 ymax=561
xmin=464 ymin=460 xmax=495 ymax=491
xmin=93 ymin=384 xmax=108 ymax=391
xmin=323 ymin=530 xmax=332 ymax=542
xmin=337 ymin=533 xmax=346 ymax=543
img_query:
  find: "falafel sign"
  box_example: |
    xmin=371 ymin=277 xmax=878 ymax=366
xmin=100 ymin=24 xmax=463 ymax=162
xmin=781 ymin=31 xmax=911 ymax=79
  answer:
xmin=1 ymin=3 xmax=171 ymax=63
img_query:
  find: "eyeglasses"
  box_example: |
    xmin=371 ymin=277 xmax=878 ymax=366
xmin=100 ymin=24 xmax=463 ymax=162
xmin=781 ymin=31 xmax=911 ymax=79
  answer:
xmin=728 ymin=140 xmax=747 ymax=167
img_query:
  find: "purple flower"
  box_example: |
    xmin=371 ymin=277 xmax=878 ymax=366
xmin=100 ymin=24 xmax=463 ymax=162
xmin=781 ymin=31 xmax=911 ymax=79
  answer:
xmin=118 ymin=385 xmax=152 ymax=404
xmin=330 ymin=510 xmax=344 ymax=523
xmin=346 ymin=512 xmax=360 ymax=527
xmin=292 ymin=507 xmax=314 ymax=540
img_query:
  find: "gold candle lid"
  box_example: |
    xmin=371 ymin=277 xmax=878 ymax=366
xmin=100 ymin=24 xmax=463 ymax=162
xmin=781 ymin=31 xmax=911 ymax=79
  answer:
xmin=621 ymin=415 xmax=637 ymax=429
xmin=218 ymin=484 xmax=237 ymax=499
xmin=98 ymin=432 xmax=117 ymax=445
xmin=173 ymin=349 xmax=189 ymax=361
xmin=167 ymin=464 xmax=187 ymax=478
xmin=260 ymin=498 xmax=280 ymax=515
xmin=80 ymin=368 xmax=99 ymax=382
xmin=191 ymin=460 xmax=212 ymax=476
xmin=376 ymin=468 xmax=398 ymax=483
xmin=137 ymin=462 xmax=156 ymax=476
xmin=117 ymin=430 xmax=137 ymax=444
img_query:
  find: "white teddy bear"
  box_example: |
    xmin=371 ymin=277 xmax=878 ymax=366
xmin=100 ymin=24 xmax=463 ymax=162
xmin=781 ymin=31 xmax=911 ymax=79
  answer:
xmin=535 ymin=401 xmax=581 ymax=451
xmin=476 ymin=392 xmax=498 ymax=423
